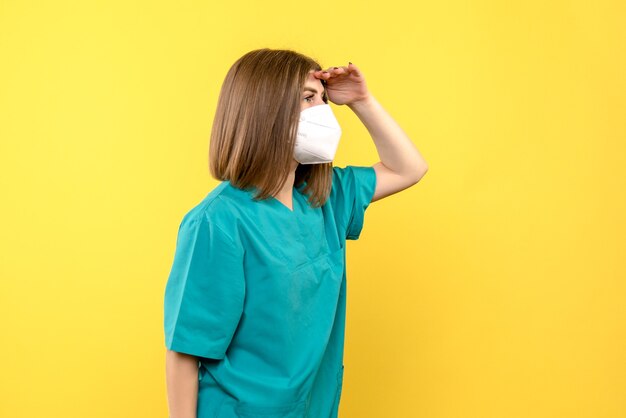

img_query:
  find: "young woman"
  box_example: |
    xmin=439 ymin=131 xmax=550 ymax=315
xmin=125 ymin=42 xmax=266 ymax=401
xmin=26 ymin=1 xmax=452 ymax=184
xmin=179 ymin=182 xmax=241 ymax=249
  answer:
xmin=164 ymin=48 xmax=428 ymax=418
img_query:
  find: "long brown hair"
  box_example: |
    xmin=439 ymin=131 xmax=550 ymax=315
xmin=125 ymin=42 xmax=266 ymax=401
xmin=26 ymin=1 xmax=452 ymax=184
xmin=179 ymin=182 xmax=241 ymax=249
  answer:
xmin=209 ymin=48 xmax=333 ymax=207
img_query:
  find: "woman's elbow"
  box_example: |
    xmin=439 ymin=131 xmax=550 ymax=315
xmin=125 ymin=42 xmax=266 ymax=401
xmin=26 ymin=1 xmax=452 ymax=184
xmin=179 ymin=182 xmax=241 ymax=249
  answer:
xmin=410 ymin=164 xmax=428 ymax=184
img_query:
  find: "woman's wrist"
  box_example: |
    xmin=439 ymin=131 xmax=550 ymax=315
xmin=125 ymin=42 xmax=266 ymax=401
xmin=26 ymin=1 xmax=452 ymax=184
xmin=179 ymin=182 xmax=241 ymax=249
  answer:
xmin=347 ymin=94 xmax=376 ymax=115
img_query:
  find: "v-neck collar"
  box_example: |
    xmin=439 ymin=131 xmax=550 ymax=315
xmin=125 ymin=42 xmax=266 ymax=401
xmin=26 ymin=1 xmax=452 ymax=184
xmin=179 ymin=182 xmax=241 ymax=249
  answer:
xmin=270 ymin=196 xmax=295 ymax=212
xmin=268 ymin=185 xmax=303 ymax=214
xmin=230 ymin=182 xmax=309 ymax=215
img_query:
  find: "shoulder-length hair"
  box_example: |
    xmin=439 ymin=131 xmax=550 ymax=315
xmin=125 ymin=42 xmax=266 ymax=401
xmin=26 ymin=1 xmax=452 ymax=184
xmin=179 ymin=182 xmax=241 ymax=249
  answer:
xmin=209 ymin=48 xmax=332 ymax=208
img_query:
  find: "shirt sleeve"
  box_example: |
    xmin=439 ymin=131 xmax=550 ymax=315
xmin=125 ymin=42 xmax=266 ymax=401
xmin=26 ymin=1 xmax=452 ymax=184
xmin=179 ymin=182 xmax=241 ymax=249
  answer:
xmin=163 ymin=211 xmax=245 ymax=360
xmin=329 ymin=165 xmax=378 ymax=240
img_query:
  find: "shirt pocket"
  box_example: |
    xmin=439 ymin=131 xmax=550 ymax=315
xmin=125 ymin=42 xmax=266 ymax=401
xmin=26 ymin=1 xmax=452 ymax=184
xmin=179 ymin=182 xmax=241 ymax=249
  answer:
xmin=289 ymin=245 xmax=344 ymax=277
xmin=234 ymin=398 xmax=307 ymax=418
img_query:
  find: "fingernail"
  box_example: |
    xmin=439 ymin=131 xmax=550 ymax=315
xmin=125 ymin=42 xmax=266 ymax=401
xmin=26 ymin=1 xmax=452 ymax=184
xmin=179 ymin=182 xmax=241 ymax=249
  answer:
xmin=349 ymin=62 xmax=352 ymax=64
xmin=333 ymin=67 xmax=338 ymax=69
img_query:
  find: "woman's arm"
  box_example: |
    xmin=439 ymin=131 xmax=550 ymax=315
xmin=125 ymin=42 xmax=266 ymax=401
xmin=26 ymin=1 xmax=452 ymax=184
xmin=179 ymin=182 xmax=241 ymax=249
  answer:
xmin=165 ymin=349 xmax=199 ymax=418
xmin=315 ymin=63 xmax=428 ymax=202
xmin=348 ymin=94 xmax=428 ymax=202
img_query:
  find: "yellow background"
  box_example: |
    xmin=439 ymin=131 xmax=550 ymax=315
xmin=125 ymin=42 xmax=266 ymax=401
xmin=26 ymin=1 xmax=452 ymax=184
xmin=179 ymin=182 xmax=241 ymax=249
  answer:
xmin=1 ymin=0 xmax=624 ymax=417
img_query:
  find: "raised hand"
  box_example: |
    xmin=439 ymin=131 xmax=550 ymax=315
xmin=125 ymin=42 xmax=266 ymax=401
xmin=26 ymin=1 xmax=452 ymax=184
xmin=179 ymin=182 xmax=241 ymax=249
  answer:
xmin=313 ymin=62 xmax=371 ymax=106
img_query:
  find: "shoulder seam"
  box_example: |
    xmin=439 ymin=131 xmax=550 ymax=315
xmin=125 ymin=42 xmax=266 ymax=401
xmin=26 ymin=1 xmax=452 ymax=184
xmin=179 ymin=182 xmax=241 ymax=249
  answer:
xmin=198 ymin=197 xmax=238 ymax=246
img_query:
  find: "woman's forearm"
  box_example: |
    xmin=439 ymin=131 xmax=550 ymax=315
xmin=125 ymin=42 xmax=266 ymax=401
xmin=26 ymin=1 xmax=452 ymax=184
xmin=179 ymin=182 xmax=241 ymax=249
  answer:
xmin=348 ymin=94 xmax=428 ymax=179
xmin=165 ymin=350 xmax=199 ymax=418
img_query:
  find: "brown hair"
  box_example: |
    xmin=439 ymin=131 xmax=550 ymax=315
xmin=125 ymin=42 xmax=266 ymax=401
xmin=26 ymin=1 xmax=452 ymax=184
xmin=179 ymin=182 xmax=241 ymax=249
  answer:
xmin=209 ymin=48 xmax=332 ymax=208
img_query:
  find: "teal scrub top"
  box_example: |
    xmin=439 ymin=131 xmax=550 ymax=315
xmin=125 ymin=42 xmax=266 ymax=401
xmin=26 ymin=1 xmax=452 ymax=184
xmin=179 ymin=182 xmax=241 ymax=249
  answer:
xmin=164 ymin=165 xmax=377 ymax=418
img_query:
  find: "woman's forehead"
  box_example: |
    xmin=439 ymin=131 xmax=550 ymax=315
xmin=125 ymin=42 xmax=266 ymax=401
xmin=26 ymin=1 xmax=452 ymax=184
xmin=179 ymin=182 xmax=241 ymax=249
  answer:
xmin=303 ymin=72 xmax=324 ymax=91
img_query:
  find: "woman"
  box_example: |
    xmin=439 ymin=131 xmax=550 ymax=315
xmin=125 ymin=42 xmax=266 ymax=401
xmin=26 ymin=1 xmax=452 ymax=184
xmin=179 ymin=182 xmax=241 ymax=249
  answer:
xmin=164 ymin=48 xmax=428 ymax=418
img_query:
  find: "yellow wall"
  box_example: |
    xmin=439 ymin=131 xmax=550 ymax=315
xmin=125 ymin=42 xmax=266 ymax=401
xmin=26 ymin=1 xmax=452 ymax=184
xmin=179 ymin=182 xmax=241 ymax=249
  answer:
xmin=1 ymin=0 xmax=624 ymax=417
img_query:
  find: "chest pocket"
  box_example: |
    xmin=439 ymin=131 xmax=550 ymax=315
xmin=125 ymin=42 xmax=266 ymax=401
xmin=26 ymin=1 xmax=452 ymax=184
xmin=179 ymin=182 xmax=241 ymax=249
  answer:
xmin=240 ymin=246 xmax=345 ymax=335
xmin=288 ymin=245 xmax=344 ymax=278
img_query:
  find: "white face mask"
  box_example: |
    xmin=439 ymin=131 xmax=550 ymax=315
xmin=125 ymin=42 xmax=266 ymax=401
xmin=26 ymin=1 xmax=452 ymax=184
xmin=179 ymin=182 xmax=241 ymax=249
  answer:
xmin=293 ymin=104 xmax=342 ymax=164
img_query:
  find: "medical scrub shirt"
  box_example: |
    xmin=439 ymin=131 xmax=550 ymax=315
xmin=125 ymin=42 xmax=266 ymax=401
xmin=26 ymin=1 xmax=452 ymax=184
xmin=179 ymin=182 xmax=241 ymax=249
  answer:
xmin=164 ymin=165 xmax=377 ymax=418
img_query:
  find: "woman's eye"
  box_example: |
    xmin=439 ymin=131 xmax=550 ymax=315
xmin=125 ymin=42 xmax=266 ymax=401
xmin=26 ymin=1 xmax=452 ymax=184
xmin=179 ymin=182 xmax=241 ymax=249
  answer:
xmin=304 ymin=95 xmax=314 ymax=103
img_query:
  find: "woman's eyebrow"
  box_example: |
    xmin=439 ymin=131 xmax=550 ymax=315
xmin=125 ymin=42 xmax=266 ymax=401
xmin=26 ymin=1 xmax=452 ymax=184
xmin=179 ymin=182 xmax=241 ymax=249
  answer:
xmin=303 ymin=87 xmax=321 ymax=94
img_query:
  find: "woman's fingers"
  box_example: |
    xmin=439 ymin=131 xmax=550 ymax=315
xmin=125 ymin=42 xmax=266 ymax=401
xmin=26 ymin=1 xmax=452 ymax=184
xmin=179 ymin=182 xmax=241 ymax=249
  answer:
xmin=333 ymin=64 xmax=360 ymax=78
xmin=324 ymin=66 xmax=350 ymax=78
xmin=313 ymin=69 xmax=331 ymax=80
xmin=314 ymin=63 xmax=359 ymax=80
xmin=347 ymin=62 xmax=362 ymax=78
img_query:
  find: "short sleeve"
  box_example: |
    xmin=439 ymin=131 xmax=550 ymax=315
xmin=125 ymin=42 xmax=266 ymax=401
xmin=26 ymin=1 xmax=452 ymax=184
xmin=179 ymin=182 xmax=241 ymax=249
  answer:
xmin=163 ymin=211 xmax=245 ymax=360
xmin=329 ymin=165 xmax=377 ymax=240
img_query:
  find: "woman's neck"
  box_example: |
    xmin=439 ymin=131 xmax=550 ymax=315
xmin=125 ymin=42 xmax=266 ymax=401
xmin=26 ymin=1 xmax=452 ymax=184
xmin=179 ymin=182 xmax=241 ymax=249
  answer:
xmin=272 ymin=160 xmax=299 ymax=209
